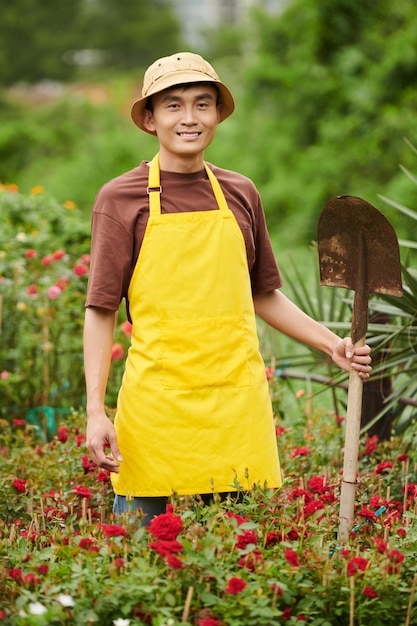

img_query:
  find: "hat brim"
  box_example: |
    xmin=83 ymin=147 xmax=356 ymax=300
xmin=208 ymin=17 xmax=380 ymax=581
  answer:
xmin=131 ymin=72 xmax=235 ymax=134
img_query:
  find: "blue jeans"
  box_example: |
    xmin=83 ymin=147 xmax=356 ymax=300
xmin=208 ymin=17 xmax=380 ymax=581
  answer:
xmin=113 ymin=491 xmax=240 ymax=526
xmin=113 ymin=495 xmax=168 ymax=525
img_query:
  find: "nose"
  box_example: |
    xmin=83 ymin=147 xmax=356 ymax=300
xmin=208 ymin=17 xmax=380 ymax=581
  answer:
xmin=181 ymin=105 xmax=197 ymax=125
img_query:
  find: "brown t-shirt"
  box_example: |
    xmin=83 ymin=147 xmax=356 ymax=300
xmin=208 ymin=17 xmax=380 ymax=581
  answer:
xmin=86 ymin=161 xmax=282 ymax=318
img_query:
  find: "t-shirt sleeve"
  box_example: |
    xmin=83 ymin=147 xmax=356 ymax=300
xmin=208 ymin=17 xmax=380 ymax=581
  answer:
xmin=250 ymin=194 xmax=283 ymax=295
xmin=85 ymin=188 xmax=134 ymax=311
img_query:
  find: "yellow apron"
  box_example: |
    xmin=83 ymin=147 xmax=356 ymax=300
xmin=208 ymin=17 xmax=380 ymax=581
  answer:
xmin=111 ymin=154 xmax=282 ymax=496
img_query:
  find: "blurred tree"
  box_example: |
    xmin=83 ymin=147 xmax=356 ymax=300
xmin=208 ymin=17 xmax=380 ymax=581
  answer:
xmin=81 ymin=0 xmax=182 ymax=71
xmin=0 ymin=0 xmax=181 ymax=85
xmin=236 ymin=0 xmax=417 ymax=239
xmin=0 ymin=0 xmax=85 ymax=84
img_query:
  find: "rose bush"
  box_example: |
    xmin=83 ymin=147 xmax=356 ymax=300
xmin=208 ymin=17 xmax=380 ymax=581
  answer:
xmin=0 ymin=185 xmax=130 ymax=429
xmin=1 ymin=402 xmax=417 ymax=625
xmin=1 ymin=185 xmax=417 ymax=624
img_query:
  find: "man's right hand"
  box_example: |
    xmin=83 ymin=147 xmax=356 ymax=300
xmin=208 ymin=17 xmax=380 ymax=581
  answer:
xmin=86 ymin=413 xmax=123 ymax=473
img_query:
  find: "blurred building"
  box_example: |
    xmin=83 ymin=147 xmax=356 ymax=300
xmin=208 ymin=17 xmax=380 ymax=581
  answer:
xmin=169 ymin=0 xmax=287 ymax=49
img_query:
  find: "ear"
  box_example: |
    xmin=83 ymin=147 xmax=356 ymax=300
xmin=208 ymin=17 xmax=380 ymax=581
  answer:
xmin=143 ymin=108 xmax=156 ymax=133
xmin=216 ymin=104 xmax=222 ymax=123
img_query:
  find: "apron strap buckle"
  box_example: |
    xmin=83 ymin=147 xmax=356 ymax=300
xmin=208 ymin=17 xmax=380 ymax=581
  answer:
xmin=147 ymin=186 xmax=162 ymax=194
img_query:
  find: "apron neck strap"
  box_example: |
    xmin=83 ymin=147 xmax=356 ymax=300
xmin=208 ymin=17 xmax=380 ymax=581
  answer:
xmin=147 ymin=153 xmax=229 ymax=216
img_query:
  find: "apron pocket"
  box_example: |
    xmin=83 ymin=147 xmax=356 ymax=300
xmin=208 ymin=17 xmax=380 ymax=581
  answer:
xmin=161 ymin=315 xmax=250 ymax=389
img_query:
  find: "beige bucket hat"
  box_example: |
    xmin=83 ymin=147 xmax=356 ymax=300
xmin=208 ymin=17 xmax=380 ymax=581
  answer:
xmin=131 ymin=52 xmax=235 ymax=134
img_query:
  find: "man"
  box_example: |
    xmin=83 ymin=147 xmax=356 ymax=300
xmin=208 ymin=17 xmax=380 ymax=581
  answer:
xmin=84 ymin=52 xmax=371 ymax=523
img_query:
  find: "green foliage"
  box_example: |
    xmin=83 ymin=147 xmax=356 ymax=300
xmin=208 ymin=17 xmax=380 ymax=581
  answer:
xmin=236 ymin=0 xmax=417 ymax=243
xmin=0 ymin=187 xmax=129 ymax=423
xmin=0 ymin=0 xmax=182 ymax=85
xmin=1 ymin=408 xmax=417 ymax=624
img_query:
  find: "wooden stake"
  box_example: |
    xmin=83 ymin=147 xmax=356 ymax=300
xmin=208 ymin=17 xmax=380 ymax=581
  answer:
xmin=405 ymin=573 xmax=417 ymax=626
xmin=349 ymin=575 xmax=355 ymax=626
xmin=181 ymin=586 xmax=194 ymax=622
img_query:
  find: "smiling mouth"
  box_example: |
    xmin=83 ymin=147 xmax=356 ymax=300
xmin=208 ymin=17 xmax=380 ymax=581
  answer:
xmin=177 ymin=132 xmax=201 ymax=138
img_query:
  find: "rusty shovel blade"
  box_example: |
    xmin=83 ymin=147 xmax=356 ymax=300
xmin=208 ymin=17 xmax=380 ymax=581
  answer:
xmin=318 ymin=195 xmax=403 ymax=343
xmin=318 ymin=195 xmax=403 ymax=542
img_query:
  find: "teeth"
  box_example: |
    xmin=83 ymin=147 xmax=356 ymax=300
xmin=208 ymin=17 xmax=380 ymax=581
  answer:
xmin=179 ymin=132 xmax=199 ymax=137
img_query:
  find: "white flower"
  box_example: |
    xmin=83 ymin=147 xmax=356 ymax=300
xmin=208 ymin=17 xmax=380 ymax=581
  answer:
xmin=16 ymin=232 xmax=28 ymax=242
xmin=113 ymin=619 xmax=131 ymax=626
xmin=28 ymin=602 xmax=47 ymax=615
xmin=57 ymin=593 xmax=75 ymax=607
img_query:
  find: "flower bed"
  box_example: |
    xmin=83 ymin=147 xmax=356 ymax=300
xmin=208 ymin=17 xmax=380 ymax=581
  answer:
xmin=1 ymin=403 xmax=417 ymax=625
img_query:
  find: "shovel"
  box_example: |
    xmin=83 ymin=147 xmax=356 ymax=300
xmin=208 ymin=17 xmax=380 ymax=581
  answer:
xmin=318 ymin=195 xmax=402 ymax=542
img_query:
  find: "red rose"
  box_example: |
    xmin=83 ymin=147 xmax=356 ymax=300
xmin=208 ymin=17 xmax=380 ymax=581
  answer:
xmin=236 ymin=529 xmax=258 ymax=550
xmin=375 ymin=460 xmax=393 ymax=474
xmin=101 ymin=524 xmax=128 ymax=538
xmin=72 ymin=485 xmax=92 ymax=499
xmin=307 ymin=475 xmax=328 ymax=494
xmin=79 ymin=537 xmax=94 ymax=549
xmin=347 ymin=556 xmax=369 ymax=577
xmin=225 ymin=576 xmax=247 ymax=595
xmin=149 ymin=539 xmax=183 ymax=556
xmin=57 ymin=426 xmax=70 ymax=443
xmin=8 ymin=568 xmax=23 ymax=582
xmin=111 ymin=343 xmax=124 ymax=361
xmin=197 ymin=617 xmax=221 ymax=626
xmin=73 ymin=263 xmax=88 ymax=277
xmin=148 ymin=510 xmax=183 ymax=540
xmin=12 ymin=478 xmax=27 ymax=493
xmin=284 ymin=547 xmax=299 ymax=567
xmin=166 ymin=554 xmax=184 ymax=569
xmin=363 ymin=586 xmax=378 ymax=598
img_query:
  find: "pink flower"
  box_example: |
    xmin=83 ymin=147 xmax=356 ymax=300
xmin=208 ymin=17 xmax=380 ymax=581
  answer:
xmin=265 ymin=367 xmax=275 ymax=381
xmin=47 ymin=285 xmax=62 ymax=300
xmin=52 ymin=250 xmax=66 ymax=260
xmin=24 ymin=249 xmax=37 ymax=259
xmin=55 ymin=275 xmax=70 ymax=291
xmin=111 ymin=343 xmax=124 ymax=361
xmin=41 ymin=256 xmax=53 ymax=266
xmin=120 ymin=320 xmax=133 ymax=337
xmin=26 ymin=283 xmax=39 ymax=296
xmin=225 ymin=576 xmax=247 ymax=594
xmin=291 ymin=446 xmax=311 ymax=458
xmin=73 ymin=263 xmax=88 ymax=277
xmin=1 ymin=370 xmax=9 ymax=380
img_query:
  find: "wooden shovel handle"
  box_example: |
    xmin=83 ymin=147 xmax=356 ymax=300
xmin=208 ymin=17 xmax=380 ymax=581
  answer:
xmin=338 ymin=336 xmax=365 ymax=542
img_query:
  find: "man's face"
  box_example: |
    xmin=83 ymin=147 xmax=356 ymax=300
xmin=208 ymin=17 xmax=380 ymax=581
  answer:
xmin=143 ymin=84 xmax=221 ymax=161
